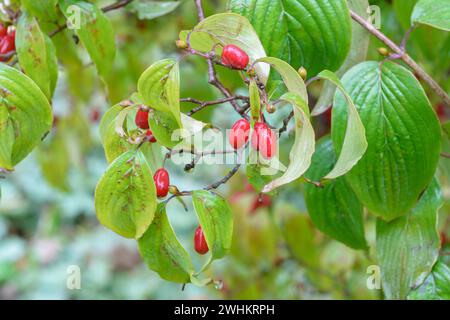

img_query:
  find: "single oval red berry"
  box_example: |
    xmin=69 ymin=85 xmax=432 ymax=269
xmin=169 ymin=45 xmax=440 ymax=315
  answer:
xmin=194 ymin=226 xmax=209 ymax=255
xmin=135 ymin=109 xmax=149 ymax=130
xmin=90 ymin=108 xmax=100 ymax=122
xmin=0 ymin=24 xmax=7 ymax=37
xmin=146 ymin=129 xmax=157 ymax=143
xmin=229 ymin=119 xmax=250 ymax=149
xmin=0 ymin=36 xmax=15 ymax=61
xmin=221 ymin=45 xmax=249 ymax=70
xmin=249 ymin=194 xmax=272 ymax=214
xmin=251 ymin=122 xmax=277 ymax=159
xmin=153 ymin=168 xmax=169 ymax=198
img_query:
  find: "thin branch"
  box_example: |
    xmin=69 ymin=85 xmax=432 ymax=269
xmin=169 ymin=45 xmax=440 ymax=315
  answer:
xmin=102 ymin=0 xmax=134 ymax=12
xmin=182 ymin=95 xmax=248 ymax=116
xmin=165 ymin=163 xmax=241 ymax=204
xmin=278 ymin=111 xmax=294 ymax=136
xmin=205 ymin=164 xmax=241 ymax=190
xmin=441 ymin=153 xmax=450 ymax=159
xmin=49 ymin=0 xmax=134 ymax=38
xmin=191 ymin=0 xmax=249 ymax=120
xmin=194 ymin=0 xmax=205 ymax=21
xmin=350 ymin=10 xmax=450 ymax=107
xmin=0 ymin=51 xmax=16 ymax=61
xmin=0 ymin=168 xmax=13 ymax=175
xmin=303 ymin=176 xmax=324 ymax=188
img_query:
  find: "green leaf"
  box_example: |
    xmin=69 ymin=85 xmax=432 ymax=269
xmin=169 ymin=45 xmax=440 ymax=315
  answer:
xmin=138 ymin=204 xmax=193 ymax=283
xmin=166 ymin=61 xmax=181 ymax=126
xmin=262 ymin=92 xmax=315 ymax=193
xmin=253 ymin=57 xmax=313 ymax=193
xmin=37 ymin=131 xmax=70 ymax=192
xmin=313 ymin=0 xmax=370 ymax=115
xmin=60 ymin=0 xmax=116 ymax=77
xmin=304 ymin=136 xmax=367 ymax=250
xmin=281 ymin=211 xmax=320 ymax=268
xmin=179 ymin=13 xmax=269 ymax=83
xmin=332 ymin=61 xmax=441 ymax=221
xmin=412 ymin=0 xmax=450 ymax=31
xmin=408 ymin=259 xmax=450 ymax=300
xmin=249 ymin=79 xmax=260 ymax=124
xmin=192 ymin=190 xmax=233 ymax=272
xmin=376 ymin=179 xmax=443 ymax=299
xmin=22 ymin=0 xmax=59 ymax=22
xmin=99 ymin=104 xmax=133 ymax=163
xmin=246 ymin=164 xmax=273 ymax=193
xmin=0 ymin=107 xmax=14 ymax=171
xmin=317 ymin=70 xmax=367 ymax=180
xmin=393 ymin=0 xmax=449 ymax=65
xmin=443 ymin=121 xmax=450 ymax=139
xmin=95 ymin=150 xmax=157 ymax=239
xmin=255 ymin=57 xmax=308 ymax=98
xmin=0 ymin=64 xmax=53 ymax=171
xmin=138 ymin=59 xmax=181 ymax=126
xmin=16 ymin=12 xmax=58 ymax=100
xmin=127 ymin=0 xmax=180 ymax=20
xmin=148 ymin=108 xmax=181 ymax=148
xmin=229 ymin=0 xmax=352 ymax=76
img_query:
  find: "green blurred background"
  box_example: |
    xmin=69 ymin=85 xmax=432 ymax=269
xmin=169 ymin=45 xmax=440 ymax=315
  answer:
xmin=0 ymin=0 xmax=448 ymax=299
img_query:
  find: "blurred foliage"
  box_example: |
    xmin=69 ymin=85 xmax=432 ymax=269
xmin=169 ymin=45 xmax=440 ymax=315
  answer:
xmin=0 ymin=0 xmax=448 ymax=299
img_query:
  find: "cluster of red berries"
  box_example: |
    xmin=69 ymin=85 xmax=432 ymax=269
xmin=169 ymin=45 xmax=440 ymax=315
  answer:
xmin=221 ymin=45 xmax=277 ymax=159
xmin=135 ymin=107 xmax=209 ymax=254
xmin=135 ymin=107 xmax=157 ymax=142
xmin=0 ymin=24 xmax=15 ymax=62
xmin=135 ymin=107 xmax=169 ymax=196
xmin=147 ymin=45 xmax=259 ymax=256
xmin=229 ymin=119 xmax=277 ymax=159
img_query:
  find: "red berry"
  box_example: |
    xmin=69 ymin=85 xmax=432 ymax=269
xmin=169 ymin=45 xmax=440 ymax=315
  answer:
xmin=90 ymin=109 xmax=100 ymax=122
xmin=229 ymin=119 xmax=250 ymax=149
xmin=153 ymin=168 xmax=170 ymax=198
xmin=221 ymin=45 xmax=249 ymax=70
xmin=249 ymin=194 xmax=272 ymax=214
xmin=435 ymin=103 xmax=447 ymax=122
xmin=7 ymin=28 xmax=15 ymax=39
xmin=245 ymin=182 xmax=255 ymax=192
xmin=251 ymin=122 xmax=277 ymax=159
xmin=324 ymin=106 xmax=332 ymax=129
xmin=0 ymin=36 xmax=15 ymax=61
xmin=194 ymin=226 xmax=209 ymax=255
xmin=135 ymin=109 xmax=149 ymax=130
xmin=0 ymin=24 xmax=7 ymax=37
xmin=146 ymin=129 xmax=157 ymax=143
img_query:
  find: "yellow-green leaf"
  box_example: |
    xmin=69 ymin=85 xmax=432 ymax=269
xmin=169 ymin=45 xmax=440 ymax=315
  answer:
xmin=95 ymin=150 xmax=157 ymax=239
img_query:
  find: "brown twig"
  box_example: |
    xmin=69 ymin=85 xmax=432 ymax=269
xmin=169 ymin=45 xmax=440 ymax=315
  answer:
xmin=0 ymin=51 xmax=16 ymax=61
xmin=350 ymin=10 xmax=450 ymax=107
xmin=441 ymin=153 xmax=450 ymax=159
xmin=278 ymin=111 xmax=294 ymax=136
xmin=182 ymin=96 xmax=248 ymax=116
xmin=0 ymin=168 xmax=13 ymax=175
xmin=206 ymin=164 xmax=241 ymax=190
xmin=166 ymin=163 xmax=241 ymax=204
xmin=192 ymin=0 xmax=249 ymax=120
